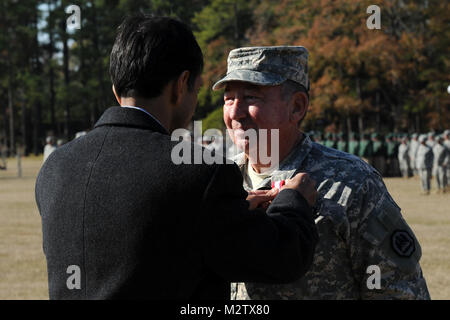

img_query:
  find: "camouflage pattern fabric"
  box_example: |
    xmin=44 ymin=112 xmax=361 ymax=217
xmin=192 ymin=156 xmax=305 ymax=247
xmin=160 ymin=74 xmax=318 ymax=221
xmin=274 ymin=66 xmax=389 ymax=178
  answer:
xmin=415 ymin=144 xmax=433 ymax=170
xmin=358 ymin=138 xmax=373 ymax=159
xmin=337 ymin=140 xmax=347 ymax=152
xmin=444 ymin=138 xmax=450 ymax=186
xmin=409 ymin=138 xmax=419 ymax=172
xmin=348 ymin=139 xmax=359 ymax=156
xmin=398 ymin=143 xmax=410 ymax=177
xmin=212 ymin=46 xmax=309 ymax=91
xmin=230 ymin=134 xmax=430 ymax=300
xmin=432 ymin=142 xmax=449 ymax=190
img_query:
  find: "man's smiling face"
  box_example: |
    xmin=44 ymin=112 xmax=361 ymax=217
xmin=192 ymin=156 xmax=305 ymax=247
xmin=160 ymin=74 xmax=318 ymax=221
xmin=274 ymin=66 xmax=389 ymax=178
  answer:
xmin=223 ymin=81 xmax=292 ymax=153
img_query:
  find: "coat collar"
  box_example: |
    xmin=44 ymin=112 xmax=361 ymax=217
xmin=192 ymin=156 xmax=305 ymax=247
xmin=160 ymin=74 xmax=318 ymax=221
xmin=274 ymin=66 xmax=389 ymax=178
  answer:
xmin=94 ymin=106 xmax=169 ymax=135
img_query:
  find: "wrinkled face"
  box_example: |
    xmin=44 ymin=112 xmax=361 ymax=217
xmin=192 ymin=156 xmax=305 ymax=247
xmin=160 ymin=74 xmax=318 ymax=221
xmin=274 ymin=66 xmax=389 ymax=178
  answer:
xmin=223 ymin=81 xmax=294 ymax=154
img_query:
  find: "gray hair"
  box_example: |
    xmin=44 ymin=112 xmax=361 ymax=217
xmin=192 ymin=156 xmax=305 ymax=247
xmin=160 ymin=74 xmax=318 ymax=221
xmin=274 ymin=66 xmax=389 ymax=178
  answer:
xmin=281 ymin=80 xmax=309 ymax=101
xmin=281 ymin=80 xmax=309 ymax=127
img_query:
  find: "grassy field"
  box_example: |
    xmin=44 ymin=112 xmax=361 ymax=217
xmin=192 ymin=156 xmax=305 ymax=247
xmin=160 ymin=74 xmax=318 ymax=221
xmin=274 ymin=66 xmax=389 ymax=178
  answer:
xmin=0 ymin=156 xmax=449 ymax=300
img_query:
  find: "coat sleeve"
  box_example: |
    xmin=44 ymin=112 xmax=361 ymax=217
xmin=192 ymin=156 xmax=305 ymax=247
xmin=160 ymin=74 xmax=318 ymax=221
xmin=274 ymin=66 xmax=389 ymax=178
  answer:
xmin=199 ymin=163 xmax=319 ymax=283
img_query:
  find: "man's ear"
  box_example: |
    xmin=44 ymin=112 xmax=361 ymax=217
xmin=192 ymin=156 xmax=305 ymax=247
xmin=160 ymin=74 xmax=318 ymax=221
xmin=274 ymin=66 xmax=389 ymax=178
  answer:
xmin=171 ymin=71 xmax=190 ymax=105
xmin=112 ymin=85 xmax=122 ymax=105
xmin=289 ymin=92 xmax=309 ymax=125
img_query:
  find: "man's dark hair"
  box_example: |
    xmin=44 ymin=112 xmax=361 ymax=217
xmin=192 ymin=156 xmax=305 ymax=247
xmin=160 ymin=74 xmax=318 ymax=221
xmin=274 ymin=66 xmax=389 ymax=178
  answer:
xmin=110 ymin=14 xmax=203 ymax=99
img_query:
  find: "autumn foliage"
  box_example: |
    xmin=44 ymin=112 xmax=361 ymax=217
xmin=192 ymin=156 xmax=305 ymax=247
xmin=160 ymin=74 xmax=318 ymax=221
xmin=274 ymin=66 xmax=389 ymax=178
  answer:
xmin=0 ymin=0 xmax=448 ymax=155
xmin=196 ymin=0 xmax=449 ymax=134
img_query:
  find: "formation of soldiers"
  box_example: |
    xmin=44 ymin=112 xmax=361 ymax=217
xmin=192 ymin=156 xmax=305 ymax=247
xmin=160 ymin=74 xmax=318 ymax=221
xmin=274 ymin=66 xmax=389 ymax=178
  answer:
xmin=309 ymin=129 xmax=450 ymax=194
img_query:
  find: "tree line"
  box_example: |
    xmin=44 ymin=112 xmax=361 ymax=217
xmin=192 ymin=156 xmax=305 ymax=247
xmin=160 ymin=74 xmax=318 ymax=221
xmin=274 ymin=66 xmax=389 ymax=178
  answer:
xmin=0 ymin=0 xmax=448 ymax=156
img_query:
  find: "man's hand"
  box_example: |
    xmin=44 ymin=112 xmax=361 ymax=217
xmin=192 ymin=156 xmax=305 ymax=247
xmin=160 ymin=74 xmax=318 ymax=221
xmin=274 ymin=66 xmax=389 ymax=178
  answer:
xmin=246 ymin=189 xmax=279 ymax=210
xmin=283 ymin=173 xmax=317 ymax=207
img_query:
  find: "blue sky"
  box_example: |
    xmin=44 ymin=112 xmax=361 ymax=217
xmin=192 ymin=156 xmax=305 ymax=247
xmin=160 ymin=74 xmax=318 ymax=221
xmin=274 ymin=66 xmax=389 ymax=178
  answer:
xmin=38 ymin=2 xmax=76 ymax=59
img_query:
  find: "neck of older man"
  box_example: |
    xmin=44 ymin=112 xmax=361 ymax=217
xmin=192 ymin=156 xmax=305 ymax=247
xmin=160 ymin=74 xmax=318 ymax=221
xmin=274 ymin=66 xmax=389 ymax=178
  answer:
xmin=249 ymin=130 xmax=303 ymax=174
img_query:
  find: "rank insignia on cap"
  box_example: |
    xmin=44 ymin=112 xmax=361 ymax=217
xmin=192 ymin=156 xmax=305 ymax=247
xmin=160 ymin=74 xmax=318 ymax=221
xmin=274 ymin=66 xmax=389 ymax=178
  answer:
xmin=391 ymin=230 xmax=415 ymax=257
xmin=271 ymin=180 xmax=286 ymax=190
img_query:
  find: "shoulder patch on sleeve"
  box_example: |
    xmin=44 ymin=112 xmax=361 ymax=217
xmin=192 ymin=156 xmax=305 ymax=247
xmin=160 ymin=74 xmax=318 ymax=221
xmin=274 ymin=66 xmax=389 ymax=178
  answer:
xmin=391 ymin=230 xmax=416 ymax=257
xmin=361 ymin=193 xmax=423 ymax=273
xmin=361 ymin=193 xmax=400 ymax=246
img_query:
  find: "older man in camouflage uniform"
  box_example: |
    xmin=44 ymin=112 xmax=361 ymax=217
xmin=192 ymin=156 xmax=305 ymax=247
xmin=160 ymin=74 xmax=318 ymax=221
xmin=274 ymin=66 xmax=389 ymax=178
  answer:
xmin=213 ymin=46 xmax=430 ymax=300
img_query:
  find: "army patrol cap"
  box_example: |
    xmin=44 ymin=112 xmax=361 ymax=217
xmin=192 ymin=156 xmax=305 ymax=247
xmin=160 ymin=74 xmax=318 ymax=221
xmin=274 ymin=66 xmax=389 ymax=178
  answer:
xmin=212 ymin=46 xmax=309 ymax=91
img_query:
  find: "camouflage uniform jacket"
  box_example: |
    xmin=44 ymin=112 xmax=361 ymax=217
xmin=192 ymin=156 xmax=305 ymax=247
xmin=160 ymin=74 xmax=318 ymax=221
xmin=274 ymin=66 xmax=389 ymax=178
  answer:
xmin=408 ymin=140 xmax=419 ymax=164
xmin=432 ymin=143 xmax=449 ymax=170
xmin=231 ymin=134 xmax=430 ymax=300
xmin=415 ymin=144 xmax=433 ymax=170
xmin=444 ymin=140 xmax=450 ymax=151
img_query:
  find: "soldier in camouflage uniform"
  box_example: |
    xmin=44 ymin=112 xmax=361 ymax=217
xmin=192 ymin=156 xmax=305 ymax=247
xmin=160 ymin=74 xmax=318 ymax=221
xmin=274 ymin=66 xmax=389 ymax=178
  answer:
xmin=415 ymin=135 xmax=433 ymax=195
xmin=348 ymin=132 xmax=359 ymax=156
xmin=426 ymin=132 xmax=436 ymax=149
xmin=409 ymin=133 xmax=419 ymax=176
xmin=213 ymin=46 xmax=430 ymax=300
xmin=392 ymin=133 xmax=401 ymax=177
xmin=336 ymin=132 xmax=347 ymax=153
xmin=432 ymin=135 xmax=448 ymax=193
xmin=315 ymin=132 xmax=324 ymax=145
xmin=0 ymin=141 xmax=7 ymax=170
xmin=443 ymin=130 xmax=450 ymax=190
xmin=385 ymin=134 xmax=396 ymax=177
xmin=398 ymin=136 xmax=410 ymax=178
xmin=324 ymin=132 xmax=337 ymax=149
xmin=358 ymin=133 xmax=373 ymax=164
xmin=371 ymin=133 xmax=386 ymax=176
